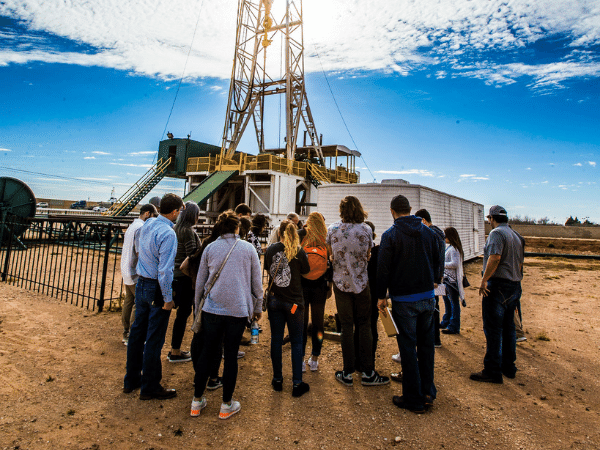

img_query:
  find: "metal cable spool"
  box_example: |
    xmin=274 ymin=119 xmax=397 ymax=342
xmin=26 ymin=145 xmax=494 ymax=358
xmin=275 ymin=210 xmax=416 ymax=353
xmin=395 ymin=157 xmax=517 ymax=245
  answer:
xmin=0 ymin=177 xmax=37 ymax=244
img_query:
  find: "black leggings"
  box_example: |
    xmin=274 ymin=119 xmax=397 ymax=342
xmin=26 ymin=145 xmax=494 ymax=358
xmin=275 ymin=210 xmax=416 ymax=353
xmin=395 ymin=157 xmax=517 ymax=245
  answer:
xmin=302 ymin=281 xmax=328 ymax=357
xmin=171 ymin=276 xmax=194 ymax=350
xmin=192 ymin=312 xmax=246 ymax=402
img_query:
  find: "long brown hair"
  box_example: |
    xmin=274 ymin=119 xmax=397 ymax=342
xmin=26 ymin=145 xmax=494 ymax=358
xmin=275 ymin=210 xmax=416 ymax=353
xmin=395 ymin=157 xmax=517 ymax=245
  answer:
xmin=339 ymin=196 xmax=367 ymax=224
xmin=279 ymin=220 xmax=299 ymax=261
xmin=444 ymin=227 xmax=464 ymax=260
xmin=301 ymin=212 xmax=327 ymax=248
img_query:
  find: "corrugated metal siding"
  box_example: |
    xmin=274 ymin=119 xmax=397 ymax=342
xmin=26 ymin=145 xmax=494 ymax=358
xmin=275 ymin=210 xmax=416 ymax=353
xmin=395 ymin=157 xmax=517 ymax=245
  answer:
xmin=317 ymin=183 xmax=484 ymax=260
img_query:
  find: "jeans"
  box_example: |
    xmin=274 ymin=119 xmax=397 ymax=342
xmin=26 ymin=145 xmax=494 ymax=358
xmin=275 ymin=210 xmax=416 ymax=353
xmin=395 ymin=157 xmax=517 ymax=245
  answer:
xmin=391 ymin=297 xmax=436 ymax=410
xmin=434 ymin=296 xmax=441 ymax=345
xmin=124 ymin=277 xmax=172 ymax=395
xmin=269 ymin=295 xmax=304 ymax=385
xmin=302 ymin=281 xmax=327 ymax=358
xmin=334 ymin=285 xmax=373 ymax=374
xmin=482 ymin=278 xmax=521 ymax=378
xmin=170 ymin=276 xmax=194 ymax=350
xmin=121 ymin=283 xmax=136 ymax=337
xmin=441 ymin=281 xmax=461 ymax=333
xmin=193 ymin=312 xmax=247 ymax=402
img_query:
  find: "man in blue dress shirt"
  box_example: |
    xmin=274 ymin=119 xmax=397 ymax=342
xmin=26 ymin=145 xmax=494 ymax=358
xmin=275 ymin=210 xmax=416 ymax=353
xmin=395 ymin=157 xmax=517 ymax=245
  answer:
xmin=124 ymin=193 xmax=184 ymax=400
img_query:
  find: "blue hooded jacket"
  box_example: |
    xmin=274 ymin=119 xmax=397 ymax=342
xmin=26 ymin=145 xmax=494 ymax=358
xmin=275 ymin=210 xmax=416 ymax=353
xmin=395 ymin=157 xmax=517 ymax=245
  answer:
xmin=376 ymin=215 xmax=443 ymax=301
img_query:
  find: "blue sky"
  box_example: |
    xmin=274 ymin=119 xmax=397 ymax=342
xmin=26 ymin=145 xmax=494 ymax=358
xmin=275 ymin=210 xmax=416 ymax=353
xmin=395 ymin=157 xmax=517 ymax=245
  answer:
xmin=1 ymin=0 xmax=599 ymax=223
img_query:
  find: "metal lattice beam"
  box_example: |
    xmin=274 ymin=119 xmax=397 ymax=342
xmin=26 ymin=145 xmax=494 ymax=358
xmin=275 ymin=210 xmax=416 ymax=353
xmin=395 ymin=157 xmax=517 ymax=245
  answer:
xmin=220 ymin=0 xmax=324 ymax=166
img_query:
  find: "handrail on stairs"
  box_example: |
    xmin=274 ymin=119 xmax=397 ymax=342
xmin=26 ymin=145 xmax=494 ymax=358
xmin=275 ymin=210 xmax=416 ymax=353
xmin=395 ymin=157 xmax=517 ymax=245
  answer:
xmin=106 ymin=158 xmax=171 ymax=216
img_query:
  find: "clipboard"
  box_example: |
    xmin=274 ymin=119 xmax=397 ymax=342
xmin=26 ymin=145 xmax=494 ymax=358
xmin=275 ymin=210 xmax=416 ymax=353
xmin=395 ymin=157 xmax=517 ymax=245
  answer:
xmin=379 ymin=306 xmax=399 ymax=337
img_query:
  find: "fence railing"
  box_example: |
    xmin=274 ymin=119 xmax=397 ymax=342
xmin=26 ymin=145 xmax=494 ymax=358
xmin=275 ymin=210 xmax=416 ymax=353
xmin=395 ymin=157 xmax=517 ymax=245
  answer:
xmin=1 ymin=216 xmax=273 ymax=312
xmin=1 ymin=216 xmax=131 ymax=311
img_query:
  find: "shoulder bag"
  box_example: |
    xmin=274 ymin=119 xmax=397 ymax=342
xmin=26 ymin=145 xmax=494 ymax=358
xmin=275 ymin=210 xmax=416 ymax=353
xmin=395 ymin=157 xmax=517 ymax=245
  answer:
xmin=263 ymin=257 xmax=282 ymax=311
xmin=191 ymin=240 xmax=239 ymax=334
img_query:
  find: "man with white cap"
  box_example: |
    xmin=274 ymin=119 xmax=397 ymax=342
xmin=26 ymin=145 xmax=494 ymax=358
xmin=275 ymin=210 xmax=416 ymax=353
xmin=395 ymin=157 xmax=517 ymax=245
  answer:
xmin=471 ymin=205 xmax=525 ymax=384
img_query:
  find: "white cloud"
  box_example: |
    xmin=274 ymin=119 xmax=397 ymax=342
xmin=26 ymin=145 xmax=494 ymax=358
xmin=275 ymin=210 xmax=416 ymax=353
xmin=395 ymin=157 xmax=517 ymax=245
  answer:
xmin=526 ymin=167 xmax=531 ymax=170
xmin=79 ymin=177 xmax=110 ymax=181
xmin=128 ymin=151 xmax=156 ymax=156
xmin=210 ymin=85 xmax=223 ymax=91
xmin=92 ymin=151 xmax=111 ymax=155
xmin=574 ymin=162 xmax=583 ymax=166
xmin=375 ymin=169 xmax=434 ymax=177
xmin=1 ymin=0 xmax=599 ymax=90
xmin=110 ymin=162 xmax=152 ymax=168
xmin=588 ymin=161 xmax=597 ymax=167
xmin=0 ymin=147 xmax=12 ymax=152
xmin=84 ymin=156 xmax=96 ymax=160
xmin=458 ymin=173 xmax=489 ymax=182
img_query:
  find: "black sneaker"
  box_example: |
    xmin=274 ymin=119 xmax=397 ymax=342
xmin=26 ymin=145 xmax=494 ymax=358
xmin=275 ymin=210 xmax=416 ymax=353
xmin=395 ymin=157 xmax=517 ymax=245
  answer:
xmin=361 ymin=371 xmax=390 ymax=386
xmin=292 ymin=382 xmax=310 ymax=397
xmin=272 ymin=378 xmax=283 ymax=392
xmin=168 ymin=351 xmax=192 ymax=363
xmin=392 ymin=395 xmax=425 ymax=414
xmin=470 ymin=371 xmax=503 ymax=384
xmin=335 ymin=370 xmax=353 ymax=386
xmin=206 ymin=377 xmax=223 ymax=390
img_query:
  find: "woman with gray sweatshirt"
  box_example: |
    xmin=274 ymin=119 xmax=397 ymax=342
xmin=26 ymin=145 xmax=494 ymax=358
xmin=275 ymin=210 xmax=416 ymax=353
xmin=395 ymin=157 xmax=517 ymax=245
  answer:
xmin=190 ymin=210 xmax=263 ymax=419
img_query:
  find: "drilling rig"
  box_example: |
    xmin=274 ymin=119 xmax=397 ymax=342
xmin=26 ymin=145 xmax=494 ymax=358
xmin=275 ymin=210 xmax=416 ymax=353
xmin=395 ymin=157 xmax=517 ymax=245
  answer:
xmin=108 ymin=0 xmax=359 ymax=220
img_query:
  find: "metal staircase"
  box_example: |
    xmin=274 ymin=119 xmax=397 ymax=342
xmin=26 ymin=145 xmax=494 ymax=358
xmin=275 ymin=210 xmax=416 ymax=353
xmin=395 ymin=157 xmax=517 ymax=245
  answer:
xmin=106 ymin=158 xmax=171 ymax=217
xmin=306 ymin=162 xmax=330 ymax=188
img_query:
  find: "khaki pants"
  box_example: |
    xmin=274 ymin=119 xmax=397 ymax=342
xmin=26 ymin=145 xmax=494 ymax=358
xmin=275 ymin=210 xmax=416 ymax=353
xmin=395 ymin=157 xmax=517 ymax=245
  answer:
xmin=514 ymin=303 xmax=524 ymax=339
xmin=122 ymin=284 xmax=137 ymax=337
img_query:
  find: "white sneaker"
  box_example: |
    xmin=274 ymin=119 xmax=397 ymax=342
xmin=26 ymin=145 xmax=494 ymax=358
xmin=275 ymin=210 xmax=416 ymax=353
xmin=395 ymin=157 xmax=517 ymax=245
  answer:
xmin=308 ymin=356 xmax=319 ymax=371
xmin=219 ymin=400 xmax=241 ymax=419
xmin=190 ymin=397 xmax=207 ymax=417
xmin=302 ymin=361 xmax=306 ymax=373
xmin=516 ymin=336 xmax=527 ymax=342
xmin=223 ymin=351 xmax=246 ymax=359
xmin=392 ymin=352 xmax=402 ymax=363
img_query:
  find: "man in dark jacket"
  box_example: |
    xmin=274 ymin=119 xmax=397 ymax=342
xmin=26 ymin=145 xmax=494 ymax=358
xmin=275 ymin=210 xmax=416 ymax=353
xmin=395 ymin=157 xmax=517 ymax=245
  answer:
xmin=377 ymin=195 xmax=442 ymax=414
xmin=415 ymin=209 xmax=445 ymax=347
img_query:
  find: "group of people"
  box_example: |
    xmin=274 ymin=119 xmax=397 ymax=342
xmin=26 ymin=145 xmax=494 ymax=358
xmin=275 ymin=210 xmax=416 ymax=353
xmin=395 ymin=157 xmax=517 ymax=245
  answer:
xmin=120 ymin=192 xmax=525 ymax=418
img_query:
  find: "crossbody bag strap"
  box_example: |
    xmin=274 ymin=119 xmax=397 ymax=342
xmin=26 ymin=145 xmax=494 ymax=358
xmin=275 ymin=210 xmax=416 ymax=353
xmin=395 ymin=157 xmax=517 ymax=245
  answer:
xmin=200 ymin=239 xmax=239 ymax=304
xmin=267 ymin=256 xmax=283 ymax=293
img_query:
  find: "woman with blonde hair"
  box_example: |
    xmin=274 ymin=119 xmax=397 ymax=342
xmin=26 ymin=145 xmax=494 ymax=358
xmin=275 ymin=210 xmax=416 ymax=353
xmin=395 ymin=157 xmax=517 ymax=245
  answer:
xmin=300 ymin=212 xmax=330 ymax=372
xmin=441 ymin=226 xmax=465 ymax=335
xmin=265 ymin=220 xmax=310 ymax=397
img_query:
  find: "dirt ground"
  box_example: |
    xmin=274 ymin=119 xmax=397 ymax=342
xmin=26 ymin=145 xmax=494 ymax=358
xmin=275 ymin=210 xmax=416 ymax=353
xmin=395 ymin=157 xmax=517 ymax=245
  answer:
xmin=1 ymin=239 xmax=599 ymax=450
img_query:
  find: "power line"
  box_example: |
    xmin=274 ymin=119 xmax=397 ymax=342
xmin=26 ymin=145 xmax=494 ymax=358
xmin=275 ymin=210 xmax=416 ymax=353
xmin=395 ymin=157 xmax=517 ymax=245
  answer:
xmin=0 ymin=167 xmax=112 ymax=186
xmin=312 ymin=45 xmax=377 ymax=183
xmin=156 ymin=0 xmax=205 ymax=162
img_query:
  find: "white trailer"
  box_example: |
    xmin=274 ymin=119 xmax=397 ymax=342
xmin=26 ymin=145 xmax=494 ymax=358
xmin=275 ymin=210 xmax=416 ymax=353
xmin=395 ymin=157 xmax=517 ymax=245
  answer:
xmin=316 ymin=179 xmax=485 ymax=260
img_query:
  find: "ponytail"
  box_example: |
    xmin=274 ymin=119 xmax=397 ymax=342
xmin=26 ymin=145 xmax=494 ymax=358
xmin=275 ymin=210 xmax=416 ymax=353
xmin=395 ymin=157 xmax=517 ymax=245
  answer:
xmin=279 ymin=220 xmax=299 ymax=261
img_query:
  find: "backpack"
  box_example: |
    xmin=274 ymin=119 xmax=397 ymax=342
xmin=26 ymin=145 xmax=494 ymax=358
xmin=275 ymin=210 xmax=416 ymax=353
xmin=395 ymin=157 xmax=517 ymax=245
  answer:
xmin=302 ymin=246 xmax=328 ymax=280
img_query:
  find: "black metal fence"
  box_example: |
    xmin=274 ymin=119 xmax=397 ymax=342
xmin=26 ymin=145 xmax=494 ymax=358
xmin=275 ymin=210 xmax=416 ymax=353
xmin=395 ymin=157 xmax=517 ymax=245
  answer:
xmin=1 ymin=216 xmax=273 ymax=312
xmin=0 ymin=215 xmax=131 ymax=311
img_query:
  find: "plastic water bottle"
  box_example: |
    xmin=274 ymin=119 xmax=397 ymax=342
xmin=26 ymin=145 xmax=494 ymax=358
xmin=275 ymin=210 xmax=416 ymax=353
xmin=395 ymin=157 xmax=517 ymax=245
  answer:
xmin=250 ymin=319 xmax=259 ymax=344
